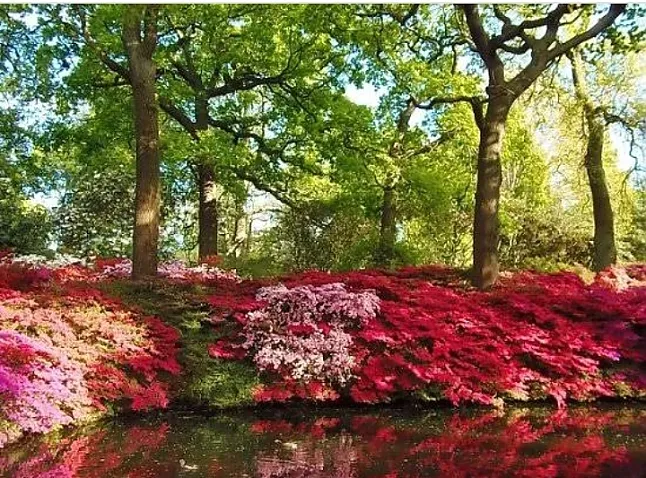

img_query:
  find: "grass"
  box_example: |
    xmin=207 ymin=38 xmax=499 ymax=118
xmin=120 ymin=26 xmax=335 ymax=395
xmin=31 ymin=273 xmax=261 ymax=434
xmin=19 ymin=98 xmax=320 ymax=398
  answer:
xmin=102 ymin=279 xmax=260 ymax=409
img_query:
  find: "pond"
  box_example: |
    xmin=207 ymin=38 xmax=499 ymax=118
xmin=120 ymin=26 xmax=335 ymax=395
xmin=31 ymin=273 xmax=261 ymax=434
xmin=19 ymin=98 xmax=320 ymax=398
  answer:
xmin=1 ymin=405 xmax=644 ymax=477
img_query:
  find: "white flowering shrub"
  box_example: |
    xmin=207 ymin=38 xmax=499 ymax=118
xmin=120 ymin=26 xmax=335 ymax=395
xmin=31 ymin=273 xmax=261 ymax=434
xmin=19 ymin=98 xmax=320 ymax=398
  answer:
xmin=0 ymin=254 xmax=239 ymax=282
xmin=242 ymin=283 xmax=380 ymax=386
xmin=1 ymin=254 xmax=87 ymax=268
xmin=95 ymin=258 xmax=240 ymax=282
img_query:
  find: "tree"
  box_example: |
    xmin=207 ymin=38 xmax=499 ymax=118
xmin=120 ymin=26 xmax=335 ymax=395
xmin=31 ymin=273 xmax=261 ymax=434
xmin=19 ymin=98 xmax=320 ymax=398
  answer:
xmin=566 ymin=42 xmax=645 ymax=270
xmin=120 ymin=6 xmax=161 ymax=278
xmin=460 ymin=4 xmax=626 ymax=288
xmin=332 ymin=4 xmax=478 ymax=266
xmin=32 ymin=4 xmax=163 ymax=276
xmin=569 ymin=51 xmax=616 ymax=270
xmin=151 ymin=4 xmax=349 ymax=261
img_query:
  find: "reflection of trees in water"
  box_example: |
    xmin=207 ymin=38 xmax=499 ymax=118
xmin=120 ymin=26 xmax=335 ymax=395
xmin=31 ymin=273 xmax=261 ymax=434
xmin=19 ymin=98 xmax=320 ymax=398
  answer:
xmin=1 ymin=408 xmax=644 ymax=478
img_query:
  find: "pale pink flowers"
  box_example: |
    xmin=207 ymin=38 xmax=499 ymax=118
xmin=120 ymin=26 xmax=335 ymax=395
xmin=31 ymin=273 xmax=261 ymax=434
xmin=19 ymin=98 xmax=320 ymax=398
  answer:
xmin=241 ymin=283 xmax=380 ymax=386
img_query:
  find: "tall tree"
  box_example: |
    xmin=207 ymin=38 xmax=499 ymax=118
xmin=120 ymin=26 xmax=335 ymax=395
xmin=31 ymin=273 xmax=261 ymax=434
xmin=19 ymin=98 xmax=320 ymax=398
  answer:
xmin=568 ymin=51 xmax=616 ymax=271
xmin=566 ymin=39 xmax=644 ymax=270
xmin=50 ymin=5 xmax=163 ymax=276
xmin=155 ymin=5 xmax=346 ymax=261
xmin=458 ymin=4 xmax=626 ymax=288
xmin=32 ymin=4 xmax=164 ymax=275
xmin=121 ymin=6 xmax=161 ymax=278
xmin=334 ymin=4 xmax=477 ymax=266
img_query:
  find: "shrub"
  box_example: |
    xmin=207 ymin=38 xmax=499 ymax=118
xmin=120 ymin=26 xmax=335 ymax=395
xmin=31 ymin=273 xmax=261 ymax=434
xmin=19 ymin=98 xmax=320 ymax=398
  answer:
xmin=210 ymin=283 xmax=380 ymax=400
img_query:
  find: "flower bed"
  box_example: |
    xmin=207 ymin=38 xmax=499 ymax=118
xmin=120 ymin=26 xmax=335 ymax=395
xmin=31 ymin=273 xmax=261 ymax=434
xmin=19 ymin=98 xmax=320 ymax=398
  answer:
xmin=1 ymin=253 xmax=644 ymax=447
xmin=208 ymin=266 xmax=646 ymax=408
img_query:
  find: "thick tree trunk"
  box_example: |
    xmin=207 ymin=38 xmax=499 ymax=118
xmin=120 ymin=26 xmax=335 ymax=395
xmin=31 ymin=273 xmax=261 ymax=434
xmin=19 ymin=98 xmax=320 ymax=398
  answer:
xmin=376 ymin=187 xmax=397 ymax=267
xmin=472 ymin=95 xmax=512 ymax=289
xmin=584 ymin=113 xmax=616 ymax=271
xmin=123 ymin=8 xmax=160 ymax=279
xmin=197 ymin=163 xmax=219 ymax=261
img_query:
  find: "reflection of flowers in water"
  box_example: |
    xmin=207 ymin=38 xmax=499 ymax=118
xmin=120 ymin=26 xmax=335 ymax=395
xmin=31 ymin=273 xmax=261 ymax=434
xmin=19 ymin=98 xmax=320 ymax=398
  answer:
xmin=0 ymin=409 xmax=644 ymax=478
xmin=247 ymin=409 xmax=645 ymax=478
xmin=0 ymin=424 xmax=173 ymax=478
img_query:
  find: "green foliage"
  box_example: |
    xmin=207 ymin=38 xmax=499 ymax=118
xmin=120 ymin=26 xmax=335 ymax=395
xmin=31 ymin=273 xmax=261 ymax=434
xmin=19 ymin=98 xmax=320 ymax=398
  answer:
xmin=1 ymin=4 xmax=643 ymax=274
xmin=0 ymin=193 xmax=52 ymax=255
xmin=625 ymin=182 xmax=646 ymax=261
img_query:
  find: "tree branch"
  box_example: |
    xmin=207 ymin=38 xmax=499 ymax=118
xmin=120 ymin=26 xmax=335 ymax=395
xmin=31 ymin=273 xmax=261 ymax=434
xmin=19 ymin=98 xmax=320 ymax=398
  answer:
xmin=491 ymin=4 xmax=570 ymax=47
xmin=413 ymin=95 xmax=486 ymax=131
xmin=158 ymin=96 xmax=199 ymax=141
xmin=460 ymin=4 xmax=504 ymax=82
xmin=547 ymin=4 xmax=626 ymax=61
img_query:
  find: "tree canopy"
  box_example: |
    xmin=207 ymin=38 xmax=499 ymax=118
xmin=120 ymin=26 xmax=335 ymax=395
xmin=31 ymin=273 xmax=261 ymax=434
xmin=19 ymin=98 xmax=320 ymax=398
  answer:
xmin=1 ymin=3 xmax=644 ymax=286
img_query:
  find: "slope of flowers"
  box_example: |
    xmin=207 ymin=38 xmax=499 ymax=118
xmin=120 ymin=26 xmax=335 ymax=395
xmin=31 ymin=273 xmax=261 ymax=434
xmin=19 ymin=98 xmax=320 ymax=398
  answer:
xmin=2 ymin=250 xmax=645 ymax=447
xmin=208 ymin=265 xmax=646 ymax=407
xmin=0 ymin=261 xmax=181 ymax=448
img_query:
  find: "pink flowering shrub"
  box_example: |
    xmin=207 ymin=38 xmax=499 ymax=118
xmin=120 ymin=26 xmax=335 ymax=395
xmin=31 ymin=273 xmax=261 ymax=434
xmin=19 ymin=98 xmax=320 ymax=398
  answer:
xmin=210 ymin=283 xmax=379 ymax=392
xmin=0 ymin=263 xmax=181 ymax=448
xmin=94 ymin=258 xmax=239 ymax=282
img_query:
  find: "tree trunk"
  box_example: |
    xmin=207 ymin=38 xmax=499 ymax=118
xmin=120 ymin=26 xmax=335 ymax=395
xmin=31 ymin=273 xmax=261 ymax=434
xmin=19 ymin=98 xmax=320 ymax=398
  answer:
xmin=472 ymin=94 xmax=512 ymax=289
xmin=375 ymin=100 xmax=415 ymax=267
xmin=584 ymin=113 xmax=616 ymax=271
xmin=194 ymin=95 xmax=220 ymax=262
xmin=123 ymin=7 xmax=161 ymax=279
xmin=197 ymin=163 xmax=219 ymax=261
xmin=376 ymin=187 xmax=397 ymax=267
xmin=569 ymin=52 xmax=617 ymax=271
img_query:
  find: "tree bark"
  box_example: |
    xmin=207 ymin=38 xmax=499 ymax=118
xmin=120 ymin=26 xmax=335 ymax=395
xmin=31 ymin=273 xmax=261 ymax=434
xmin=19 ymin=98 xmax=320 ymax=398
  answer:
xmin=569 ymin=53 xmax=616 ymax=270
xmin=472 ymin=93 xmax=513 ymax=289
xmin=584 ymin=113 xmax=616 ymax=271
xmin=197 ymin=163 xmax=219 ymax=261
xmin=122 ymin=7 xmax=161 ymax=279
xmin=193 ymin=94 xmax=221 ymax=262
xmin=376 ymin=187 xmax=397 ymax=267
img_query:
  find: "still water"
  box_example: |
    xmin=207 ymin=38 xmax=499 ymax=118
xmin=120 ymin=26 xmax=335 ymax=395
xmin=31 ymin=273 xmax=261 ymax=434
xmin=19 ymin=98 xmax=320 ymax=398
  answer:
xmin=1 ymin=405 xmax=644 ymax=477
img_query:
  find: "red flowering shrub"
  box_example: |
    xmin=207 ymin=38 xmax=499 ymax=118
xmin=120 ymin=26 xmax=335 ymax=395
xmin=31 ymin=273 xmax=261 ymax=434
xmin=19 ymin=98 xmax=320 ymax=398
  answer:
xmin=0 ymin=263 xmax=181 ymax=448
xmin=206 ymin=266 xmax=645 ymax=407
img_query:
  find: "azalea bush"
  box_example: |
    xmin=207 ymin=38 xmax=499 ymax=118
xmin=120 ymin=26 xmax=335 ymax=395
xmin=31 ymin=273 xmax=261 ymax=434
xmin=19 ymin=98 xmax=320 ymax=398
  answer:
xmin=210 ymin=283 xmax=380 ymax=400
xmin=207 ymin=265 xmax=646 ymax=407
xmin=0 ymin=262 xmax=181 ymax=448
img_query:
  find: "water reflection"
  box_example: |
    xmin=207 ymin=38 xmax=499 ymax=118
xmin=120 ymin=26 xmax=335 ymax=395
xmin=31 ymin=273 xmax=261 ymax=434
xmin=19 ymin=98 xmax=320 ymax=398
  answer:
xmin=1 ymin=406 xmax=644 ymax=477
